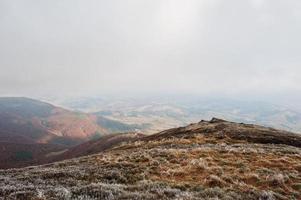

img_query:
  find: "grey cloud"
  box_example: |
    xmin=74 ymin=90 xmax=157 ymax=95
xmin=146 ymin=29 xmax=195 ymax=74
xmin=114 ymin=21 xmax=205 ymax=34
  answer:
xmin=0 ymin=0 xmax=300 ymax=101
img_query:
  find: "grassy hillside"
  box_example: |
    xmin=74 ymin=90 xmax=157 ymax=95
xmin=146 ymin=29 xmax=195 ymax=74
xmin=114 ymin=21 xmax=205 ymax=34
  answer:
xmin=1 ymin=119 xmax=300 ymax=199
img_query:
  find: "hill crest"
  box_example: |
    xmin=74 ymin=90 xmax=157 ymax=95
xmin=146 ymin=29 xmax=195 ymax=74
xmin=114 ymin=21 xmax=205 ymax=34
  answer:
xmin=0 ymin=118 xmax=300 ymax=199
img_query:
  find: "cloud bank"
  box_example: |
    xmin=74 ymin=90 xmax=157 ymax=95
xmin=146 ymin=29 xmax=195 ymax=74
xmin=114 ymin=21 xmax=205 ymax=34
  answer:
xmin=0 ymin=0 xmax=300 ymax=101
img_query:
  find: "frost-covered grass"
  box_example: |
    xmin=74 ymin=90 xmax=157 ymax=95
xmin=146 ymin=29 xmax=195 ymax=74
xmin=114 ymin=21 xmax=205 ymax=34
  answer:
xmin=0 ymin=129 xmax=300 ymax=199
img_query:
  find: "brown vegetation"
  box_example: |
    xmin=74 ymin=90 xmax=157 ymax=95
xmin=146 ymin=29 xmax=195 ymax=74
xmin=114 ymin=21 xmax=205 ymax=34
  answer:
xmin=0 ymin=118 xmax=300 ymax=199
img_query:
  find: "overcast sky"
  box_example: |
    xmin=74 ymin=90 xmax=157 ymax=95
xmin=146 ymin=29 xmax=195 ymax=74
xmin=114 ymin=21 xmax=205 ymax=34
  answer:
xmin=1 ymin=0 xmax=301 ymax=105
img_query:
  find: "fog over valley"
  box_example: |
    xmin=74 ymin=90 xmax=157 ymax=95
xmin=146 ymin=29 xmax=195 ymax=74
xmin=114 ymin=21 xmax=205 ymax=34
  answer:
xmin=0 ymin=0 xmax=301 ymax=109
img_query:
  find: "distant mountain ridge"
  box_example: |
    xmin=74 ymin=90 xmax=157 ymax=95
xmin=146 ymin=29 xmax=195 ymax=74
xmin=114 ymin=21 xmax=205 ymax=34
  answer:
xmin=59 ymin=97 xmax=301 ymax=134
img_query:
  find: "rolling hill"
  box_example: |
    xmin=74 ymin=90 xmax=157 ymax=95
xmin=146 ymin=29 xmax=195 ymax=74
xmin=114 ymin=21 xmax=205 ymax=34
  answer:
xmin=0 ymin=97 xmax=141 ymax=169
xmin=0 ymin=97 xmax=106 ymax=146
xmin=61 ymin=97 xmax=301 ymax=134
xmin=1 ymin=119 xmax=300 ymax=199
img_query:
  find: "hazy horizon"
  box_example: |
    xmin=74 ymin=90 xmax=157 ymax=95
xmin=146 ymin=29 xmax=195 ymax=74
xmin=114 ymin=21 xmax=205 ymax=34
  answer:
xmin=1 ymin=0 xmax=301 ymax=109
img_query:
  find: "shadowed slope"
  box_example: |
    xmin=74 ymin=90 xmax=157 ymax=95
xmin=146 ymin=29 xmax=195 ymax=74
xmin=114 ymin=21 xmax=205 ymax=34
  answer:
xmin=45 ymin=132 xmax=144 ymax=163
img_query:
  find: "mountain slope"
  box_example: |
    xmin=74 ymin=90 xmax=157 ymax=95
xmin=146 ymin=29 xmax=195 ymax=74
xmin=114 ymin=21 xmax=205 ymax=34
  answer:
xmin=0 ymin=97 xmax=106 ymax=146
xmin=0 ymin=97 xmax=139 ymax=146
xmin=0 ymin=142 xmax=66 ymax=169
xmin=1 ymin=119 xmax=300 ymax=199
xmin=0 ymin=97 xmax=142 ymax=169
xmin=0 ymin=132 xmax=143 ymax=169
xmin=44 ymin=132 xmax=144 ymax=164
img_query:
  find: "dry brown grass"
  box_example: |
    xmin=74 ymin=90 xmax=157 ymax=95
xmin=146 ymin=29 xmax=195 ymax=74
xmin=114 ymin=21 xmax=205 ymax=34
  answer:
xmin=1 ymin=119 xmax=301 ymax=199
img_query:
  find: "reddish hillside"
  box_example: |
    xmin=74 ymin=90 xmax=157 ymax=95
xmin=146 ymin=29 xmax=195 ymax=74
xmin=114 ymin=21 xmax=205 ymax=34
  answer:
xmin=0 ymin=131 xmax=36 ymax=144
xmin=47 ymin=132 xmax=144 ymax=163
xmin=0 ymin=97 xmax=143 ymax=169
xmin=0 ymin=97 xmax=109 ymax=146
xmin=0 ymin=132 xmax=144 ymax=169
